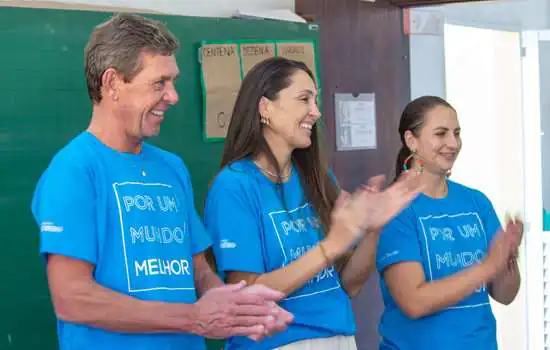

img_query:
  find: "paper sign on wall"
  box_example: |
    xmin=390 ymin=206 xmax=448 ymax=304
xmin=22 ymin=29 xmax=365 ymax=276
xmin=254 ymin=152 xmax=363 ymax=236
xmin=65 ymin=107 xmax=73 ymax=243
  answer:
xmin=200 ymin=43 xmax=242 ymax=140
xmin=277 ymin=42 xmax=318 ymax=83
xmin=199 ymin=40 xmax=319 ymax=141
xmin=334 ymin=93 xmax=377 ymax=151
xmin=240 ymin=43 xmax=276 ymax=76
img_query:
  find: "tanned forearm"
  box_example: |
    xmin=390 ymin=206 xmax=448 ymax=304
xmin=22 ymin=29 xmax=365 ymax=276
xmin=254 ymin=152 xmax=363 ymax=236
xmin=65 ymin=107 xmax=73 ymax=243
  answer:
xmin=48 ymin=255 xmax=200 ymax=334
xmin=339 ymin=232 xmax=379 ymax=297
xmin=228 ymin=244 xmax=332 ymax=297
xmin=193 ymin=253 xmax=224 ymax=297
xmin=53 ymin=276 xmax=200 ymax=333
xmin=489 ymin=258 xmax=521 ymax=305
xmin=386 ymin=261 xmax=498 ymax=320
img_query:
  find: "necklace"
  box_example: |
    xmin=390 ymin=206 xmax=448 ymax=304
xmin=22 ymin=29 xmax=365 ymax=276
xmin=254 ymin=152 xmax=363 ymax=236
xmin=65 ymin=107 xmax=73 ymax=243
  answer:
xmin=442 ymin=180 xmax=449 ymax=196
xmin=253 ymin=161 xmax=292 ymax=180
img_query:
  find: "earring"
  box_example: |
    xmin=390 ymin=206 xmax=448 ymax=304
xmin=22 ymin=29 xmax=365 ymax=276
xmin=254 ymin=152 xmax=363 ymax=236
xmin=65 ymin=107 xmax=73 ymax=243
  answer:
xmin=260 ymin=115 xmax=270 ymax=125
xmin=403 ymin=150 xmax=424 ymax=173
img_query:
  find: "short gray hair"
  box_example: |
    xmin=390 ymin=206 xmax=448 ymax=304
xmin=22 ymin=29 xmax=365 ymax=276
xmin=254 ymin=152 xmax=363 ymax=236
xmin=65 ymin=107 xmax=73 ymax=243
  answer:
xmin=84 ymin=13 xmax=179 ymax=103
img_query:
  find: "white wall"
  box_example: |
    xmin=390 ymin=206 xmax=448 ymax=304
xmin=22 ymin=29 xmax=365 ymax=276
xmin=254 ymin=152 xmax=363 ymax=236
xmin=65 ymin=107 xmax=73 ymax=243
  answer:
xmin=538 ymin=42 xmax=550 ymax=212
xmin=444 ymin=25 xmax=526 ymax=350
xmin=0 ymin=0 xmax=294 ymax=17
xmin=410 ymin=0 xmax=549 ymax=100
xmin=409 ymin=34 xmax=446 ymax=99
xmin=443 ymin=0 xmax=547 ymax=30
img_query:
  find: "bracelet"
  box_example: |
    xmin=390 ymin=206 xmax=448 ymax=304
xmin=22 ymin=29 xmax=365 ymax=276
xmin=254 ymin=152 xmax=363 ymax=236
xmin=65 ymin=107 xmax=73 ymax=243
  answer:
xmin=318 ymin=242 xmax=331 ymax=265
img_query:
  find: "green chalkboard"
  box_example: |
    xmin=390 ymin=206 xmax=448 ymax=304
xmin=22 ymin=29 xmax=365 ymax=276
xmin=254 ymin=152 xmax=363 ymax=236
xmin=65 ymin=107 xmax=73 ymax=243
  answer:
xmin=0 ymin=6 xmax=320 ymax=350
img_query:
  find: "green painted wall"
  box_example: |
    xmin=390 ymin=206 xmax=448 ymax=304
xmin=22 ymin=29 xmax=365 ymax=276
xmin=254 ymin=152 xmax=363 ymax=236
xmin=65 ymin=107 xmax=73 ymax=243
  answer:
xmin=0 ymin=6 xmax=320 ymax=349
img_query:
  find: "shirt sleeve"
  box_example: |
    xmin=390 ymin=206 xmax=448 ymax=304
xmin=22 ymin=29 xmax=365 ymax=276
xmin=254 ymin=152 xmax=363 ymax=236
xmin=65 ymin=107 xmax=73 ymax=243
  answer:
xmin=31 ymin=156 xmax=98 ymax=264
xmin=203 ymin=173 xmax=265 ymax=277
xmin=376 ymin=207 xmax=424 ymax=274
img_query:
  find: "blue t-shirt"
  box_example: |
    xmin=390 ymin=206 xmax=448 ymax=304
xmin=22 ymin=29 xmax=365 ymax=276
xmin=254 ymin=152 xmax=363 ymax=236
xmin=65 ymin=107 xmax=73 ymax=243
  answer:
xmin=376 ymin=180 xmax=500 ymax=350
xmin=31 ymin=132 xmax=211 ymax=350
xmin=203 ymin=159 xmax=355 ymax=349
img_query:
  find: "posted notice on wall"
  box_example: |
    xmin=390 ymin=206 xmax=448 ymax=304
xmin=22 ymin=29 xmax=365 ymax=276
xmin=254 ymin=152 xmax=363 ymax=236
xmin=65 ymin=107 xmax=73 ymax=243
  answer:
xmin=199 ymin=43 xmax=241 ymax=140
xmin=334 ymin=93 xmax=377 ymax=151
xmin=276 ymin=42 xmax=318 ymax=83
xmin=240 ymin=43 xmax=276 ymax=76
xmin=199 ymin=40 xmax=318 ymax=141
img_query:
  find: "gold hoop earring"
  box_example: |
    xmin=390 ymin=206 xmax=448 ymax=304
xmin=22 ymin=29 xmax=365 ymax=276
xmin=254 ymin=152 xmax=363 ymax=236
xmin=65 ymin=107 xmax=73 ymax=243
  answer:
xmin=403 ymin=150 xmax=424 ymax=173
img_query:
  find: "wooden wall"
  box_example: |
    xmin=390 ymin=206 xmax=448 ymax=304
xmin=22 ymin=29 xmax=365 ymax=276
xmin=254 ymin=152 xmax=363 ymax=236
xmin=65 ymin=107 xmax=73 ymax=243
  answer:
xmin=295 ymin=0 xmax=411 ymax=347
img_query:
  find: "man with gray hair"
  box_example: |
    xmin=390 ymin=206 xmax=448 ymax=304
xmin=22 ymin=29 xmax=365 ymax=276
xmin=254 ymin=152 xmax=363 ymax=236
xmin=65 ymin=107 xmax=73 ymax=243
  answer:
xmin=31 ymin=13 xmax=292 ymax=350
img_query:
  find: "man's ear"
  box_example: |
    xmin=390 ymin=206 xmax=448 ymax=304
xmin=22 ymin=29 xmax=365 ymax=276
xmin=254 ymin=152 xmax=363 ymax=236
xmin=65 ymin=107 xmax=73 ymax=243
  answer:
xmin=101 ymin=68 xmax=124 ymax=101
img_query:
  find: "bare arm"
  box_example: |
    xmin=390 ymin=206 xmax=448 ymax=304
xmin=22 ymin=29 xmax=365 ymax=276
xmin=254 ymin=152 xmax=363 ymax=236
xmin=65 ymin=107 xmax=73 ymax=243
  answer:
xmin=226 ymin=240 xmax=335 ymax=297
xmin=488 ymin=220 xmax=523 ymax=305
xmin=226 ymin=230 xmax=378 ymax=298
xmin=383 ymin=228 xmax=517 ymax=319
xmin=336 ymin=175 xmax=420 ymax=297
xmin=193 ymin=252 xmax=224 ymax=297
xmin=222 ymin=189 xmax=370 ymax=296
xmin=338 ymin=231 xmax=380 ymax=297
xmin=383 ymin=261 xmax=496 ymax=319
xmin=489 ymin=256 xmax=520 ymax=305
xmin=48 ymin=254 xmax=281 ymax=338
xmin=224 ymin=173 xmax=424 ymax=297
xmin=47 ymin=255 xmax=198 ymax=333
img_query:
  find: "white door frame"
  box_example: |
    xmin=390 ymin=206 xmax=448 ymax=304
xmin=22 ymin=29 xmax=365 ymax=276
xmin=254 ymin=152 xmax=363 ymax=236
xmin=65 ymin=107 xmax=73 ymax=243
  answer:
xmin=521 ymin=30 xmax=546 ymax=350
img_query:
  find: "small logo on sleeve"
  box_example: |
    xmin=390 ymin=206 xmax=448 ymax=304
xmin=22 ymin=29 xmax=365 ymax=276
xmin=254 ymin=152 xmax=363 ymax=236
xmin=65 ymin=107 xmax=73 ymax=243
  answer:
xmin=40 ymin=222 xmax=64 ymax=233
xmin=380 ymin=250 xmax=400 ymax=262
xmin=220 ymin=239 xmax=237 ymax=249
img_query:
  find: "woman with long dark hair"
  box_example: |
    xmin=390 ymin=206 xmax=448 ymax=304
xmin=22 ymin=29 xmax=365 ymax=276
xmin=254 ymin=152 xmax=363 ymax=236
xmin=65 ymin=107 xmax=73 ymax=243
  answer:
xmin=204 ymin=57 xmax=423 ymax=349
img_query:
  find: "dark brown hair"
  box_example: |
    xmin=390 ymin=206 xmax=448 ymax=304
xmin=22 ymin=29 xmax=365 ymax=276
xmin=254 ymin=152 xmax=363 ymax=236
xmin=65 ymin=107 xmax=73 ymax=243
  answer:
xmin=220 ymin=57 xmax=338 ymax=233
xmin=395 ymin=96 xmax=455 ymax=180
